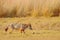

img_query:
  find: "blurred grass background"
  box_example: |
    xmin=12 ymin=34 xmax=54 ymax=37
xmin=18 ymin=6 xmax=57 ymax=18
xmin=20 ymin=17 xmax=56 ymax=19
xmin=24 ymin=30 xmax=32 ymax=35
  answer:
xmin=0 ymin=0 xmax=60 ymax=17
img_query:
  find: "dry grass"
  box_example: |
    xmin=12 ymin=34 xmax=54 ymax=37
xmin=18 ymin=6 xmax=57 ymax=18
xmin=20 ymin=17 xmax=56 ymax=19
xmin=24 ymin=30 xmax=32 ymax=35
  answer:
xmin=0 ymin=0 xmax=60 ymax=17
xmin=0 ymin=0 xmax=60 ymax=40
xmin=0 ymin=17 xmax=60 ymax=40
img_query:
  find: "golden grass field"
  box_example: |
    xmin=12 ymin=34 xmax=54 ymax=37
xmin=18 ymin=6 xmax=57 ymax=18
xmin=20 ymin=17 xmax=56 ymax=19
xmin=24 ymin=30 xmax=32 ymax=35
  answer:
xmin=0 ymin=17 xmax=60 ymax=40
xmin=0 ymin=0 xmax=60 ymax=40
